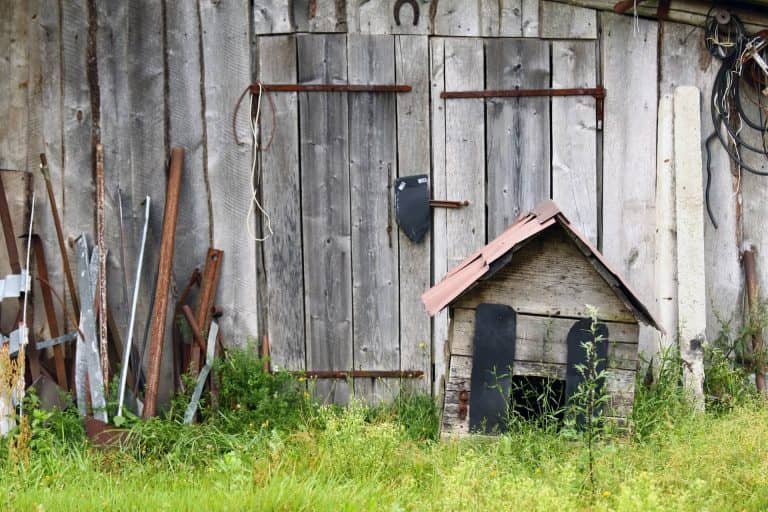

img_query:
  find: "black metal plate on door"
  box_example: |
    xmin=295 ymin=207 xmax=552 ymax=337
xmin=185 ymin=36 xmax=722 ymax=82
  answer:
xmin=469 ymin=303 xmax=517 ymax=434
xmin=565 ymin=318 xmax=609 ymax=417
xmin=394 ymin=174 xmax=430 ymax=243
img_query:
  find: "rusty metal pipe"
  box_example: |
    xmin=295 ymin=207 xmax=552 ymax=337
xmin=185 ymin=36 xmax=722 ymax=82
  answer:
xmin=143 ymin=148 xmax=184 ymax=418
xmin=190 ymin=248 xmax=223 ymax=375
xmin=296 ymin=370 xmax=424 ymax=379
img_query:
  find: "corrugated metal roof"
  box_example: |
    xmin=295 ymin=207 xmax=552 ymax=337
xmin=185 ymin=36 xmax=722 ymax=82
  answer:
xmin=421 ymin=200 xmax=662 ymax=331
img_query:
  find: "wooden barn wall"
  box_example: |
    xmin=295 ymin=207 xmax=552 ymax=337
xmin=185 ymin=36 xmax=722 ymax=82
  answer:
xmin=1 ymin=0 xmax=767 ymax=402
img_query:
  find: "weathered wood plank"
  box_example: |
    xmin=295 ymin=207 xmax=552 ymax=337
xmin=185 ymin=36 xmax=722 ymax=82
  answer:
xmin=167 ymin=0 xmax=211 ymax=318
xmin=486 ymin=39 xmax=550 ymax=239
xmin=61 ymin=0 xmax=94 ymax=243
xmin=500 ymin=0 xmax=524 ymax=37
xmin=433 ymin=37 xmax=485 ymax=397
xmin=257 ymin=35 xmax=305 ymax=372
xmin=347 ymin=34 xmax=399 ymax=403
xmin=431 ymin=0 xmax=501 ymax=37
xmin=455 ymin=226 xmax=635 ymax=322
xmin=442 ymin=353 xmax=634 ymax=436
xmin=674 ymin=86 xmax=706 ymax=410
xmin=396 ymin=35 xmax=431 ymax=393
xmin=294 ymin=0 xmax=346 ymax=32
xmin=346 ymin=0 xmax=430 ymax=35
xmin=200 ymin=0 xmax=259 ymax=347
xmin=659 ymin=22 xmax=742 ymax=352
xmin=253 ymin=0 xmax=294 ymax=34
xmin=522 ymin=0 xmax=539 ymax=37
xmin=0 ymin=0 xmax=10 ymax=171
xmin=430 ymin=37 xmax=448 ymax=397
xmin=451 ymin=308 xmax=639 ymax=369
xmin=540 ymin=1 xmax=596 ymax=39
xmin=298 ymin=33 xmax=352 ymax=404
xmin=3 ymin=1 xmax=29 ymax=172
xmin=552 ymin=40 xmax=597 ymax=245
xmin=600 ymin=12 xmax=658 ymax=355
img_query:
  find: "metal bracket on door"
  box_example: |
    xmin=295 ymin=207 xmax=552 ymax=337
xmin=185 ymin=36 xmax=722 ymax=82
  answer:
xmin=441 ymin=86 xmax=606 ymax=129
xmin=430 ymin=200 xmax=469 ymax=209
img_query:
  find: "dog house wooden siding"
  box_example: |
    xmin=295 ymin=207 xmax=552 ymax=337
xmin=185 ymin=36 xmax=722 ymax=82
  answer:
xmin=425 ymin=203 xmax=660 ymax=436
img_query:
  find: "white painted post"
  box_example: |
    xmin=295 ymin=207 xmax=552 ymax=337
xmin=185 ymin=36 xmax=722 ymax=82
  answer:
xmin=654 ymin=94 xmax=678 ymax=359
xmin=674 ymin=86 xmax=707 ymax=410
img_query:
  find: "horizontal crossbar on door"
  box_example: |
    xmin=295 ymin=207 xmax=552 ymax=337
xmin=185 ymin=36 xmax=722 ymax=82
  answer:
xmin=252 ymin=83 xmax=412 ymax=93
xmin=440 ymin=86 xmax=605 ymax=99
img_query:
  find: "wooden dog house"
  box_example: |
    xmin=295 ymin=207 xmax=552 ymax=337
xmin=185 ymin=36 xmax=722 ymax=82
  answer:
xmin=422 ymin=201 xmax=661 ymax=435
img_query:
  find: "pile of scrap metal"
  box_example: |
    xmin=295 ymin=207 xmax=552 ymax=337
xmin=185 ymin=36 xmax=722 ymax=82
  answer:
xmin=0 ymin=147 xmax=225 ymax=440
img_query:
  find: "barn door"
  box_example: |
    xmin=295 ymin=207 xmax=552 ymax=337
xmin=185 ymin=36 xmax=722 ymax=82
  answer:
xmin=255 ymin=33 xmax=431 ymax=403
xmin=431 ymin=37 xmax=599 ymax=395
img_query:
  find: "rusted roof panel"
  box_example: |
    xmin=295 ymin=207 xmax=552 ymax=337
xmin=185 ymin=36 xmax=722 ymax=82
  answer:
xmin=421 ymin=200 xmax=661 ymax=331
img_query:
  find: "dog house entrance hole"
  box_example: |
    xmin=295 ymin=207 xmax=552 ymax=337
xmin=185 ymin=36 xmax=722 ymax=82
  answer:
xmin=509 ymin=375 xmax=566 ymax=426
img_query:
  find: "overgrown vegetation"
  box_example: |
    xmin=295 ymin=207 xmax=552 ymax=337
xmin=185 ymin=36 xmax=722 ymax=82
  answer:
xmin=0 ymin=335 xmax=766 ymax=511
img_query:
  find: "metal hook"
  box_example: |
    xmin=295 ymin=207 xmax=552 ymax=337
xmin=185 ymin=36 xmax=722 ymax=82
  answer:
xmin=394 ymin=0 xmax=419 ymax=26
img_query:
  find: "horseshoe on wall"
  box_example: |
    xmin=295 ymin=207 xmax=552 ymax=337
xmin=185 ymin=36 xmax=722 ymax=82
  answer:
xmin=394 ymin=0 xmax=420 ymax=26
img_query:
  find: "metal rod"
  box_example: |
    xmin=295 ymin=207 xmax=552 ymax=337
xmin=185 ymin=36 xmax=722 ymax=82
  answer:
xmin=297 ymin=370 xmax=424 ymax=379
xmin=190 ymin=248 xmax=223 ymax=375
xmin=440 ymin=86 xmax=606 ymax=99
xmin=430 ymin=200 xmax=469 ymax=209
xmin=254 ymin=83 xmax=412 ymax=93
xmin=95 ymin=144 xmax=108 ymax=387
xmin=31 ymin=234 xmax=68 ymax=389
xmin=143 ymin=149 xmax=184 ymax=418
xmin=39 ymin=154 xmax=80 ymax=318
xmin=0 ymin=173 xmax=21 ymax=274
xmin=18 ymin=192 xmax=35 ymax=424
xmin=181 ymin=304 xmax=207 ymax=353
xmin=117 ymin=196 xmax=150 ymax=418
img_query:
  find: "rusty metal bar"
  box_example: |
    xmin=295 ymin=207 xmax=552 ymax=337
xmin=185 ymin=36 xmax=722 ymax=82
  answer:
xmin=190 ymin=248 xmax=223 ymax=375
xmin=253 ymin=83 xmax=412 ymax=94
xmin=31 ymin=234 xmax=67 ymax=389
xmin=430 ymin=200 xmax=469 ymax=209
xmin=297 ymin=370 xmax=424 ymax=379
xmin=743 ymin=247 xmax=766 ymax=395
xmin=95 ymin=144 xmax=109 ymax=386
xmin=39 ymin=154 xmax=80 ymax=319
xmin=0 ymin=173 xmax=21 ymax=275
xmin=440 ymin=86 xmax=606 ymax=100
xmin=181 ymin=305 xmax=207 ymax=353
xmin=143 ymin=148 xmax=184 ymax=418
xmin=613 ymin=0 xmax=648 ymax=13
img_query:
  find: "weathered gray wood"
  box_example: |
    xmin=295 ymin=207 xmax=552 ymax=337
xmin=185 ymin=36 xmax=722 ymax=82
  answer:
xmin=552 ymin=40 xmax=597 ymax=245
xmin=431 ymin=0 xmax=501 ymax=36
xmin=346 ymin=0 xmax=430 ymax=35
xmin=0 ymin=172 xmax=30 ymax=333
xmin=167 ymin=1 xmax=212 ymax=322
xmin=674 ymin=86 xmax=706 ymax=410
xmin=601 ymin=13 xmax=658 ymax=355
xmin=430 ymin=37 xmax=448 ymax=397
xmin=522 ymin=0 xmax=539 ymax=37
xmin=456 ymin=227 xmax=635 ymax=322
xmin=294 ymin=0 xmax=346 ymax=32
xmin=347 ymin=34 xmax=399 ymax=403
xmin=0 ymin=0 xmax=10 ymax=171
xmin=500 ymin=0 xmax=524 ymax=37
xmin=253 ymin=0 xmax=294 ymax=34
xmin=432 ymin=37 xmax=485 ymax=397
xmin=441 ymin=353 xmax=634 ymax=436
xmin=486 ymin=39 xmax=550 ymax=239
xmin=659 ymin=22 xmax=742 ymax=351
xmin=298 ymin=34 xmax=352 ymax=404
xmin=540 ymin=1 xmax=596 ymax=39
xmin=451 ymin=308 xmax=639 ymax=369
xmin=200 ymin=0 xmax=259 ymax=347
xmin=61 ymin=0 xmax=94 ymax=244
xmin=257 ymin=35 xmax=305 ymax=372
xmin=2 ymin=1 xmax=29 ymax=172
xmin=396 ymin=35 xmax=431 ymax=392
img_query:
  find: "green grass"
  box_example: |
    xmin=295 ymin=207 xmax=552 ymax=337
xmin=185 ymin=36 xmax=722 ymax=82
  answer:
xmin=2 ymin=345 xmax=767 ymax=511
xmin=1 ymin=402 xmax=767 ymax=511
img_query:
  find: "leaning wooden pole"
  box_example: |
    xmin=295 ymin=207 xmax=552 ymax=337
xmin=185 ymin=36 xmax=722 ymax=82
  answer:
xmin=143 ymin=148 xmax=184 ymax=418
xmin=95 ymin=144 xmax=109 ymax=387
xmin=742 ymin=246 xmax=766 ymax=395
